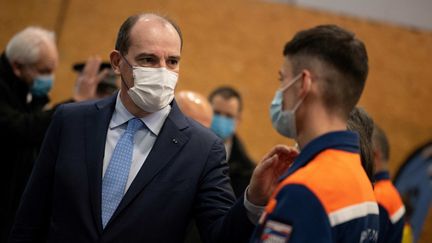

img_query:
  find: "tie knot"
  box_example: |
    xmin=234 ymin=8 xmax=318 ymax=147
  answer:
xmin=126 ymin=118 xmax=144 ymax=134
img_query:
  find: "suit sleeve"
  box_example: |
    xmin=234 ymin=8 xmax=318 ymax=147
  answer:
xmin=252 ymin=184 xmax=332 ymax=243
xmin=194 ymin=138 xmax=255 ymax=243
xmin=9 ymin=106 xmax=64 ymax=243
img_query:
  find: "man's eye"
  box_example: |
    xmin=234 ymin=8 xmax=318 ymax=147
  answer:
xmin=167 ymin=59 xmax=179 ymax=66
xmin=142 ymin=57 xmax=155 ymax=63
xmin=137 ymin=57 xmax=156 ymax=66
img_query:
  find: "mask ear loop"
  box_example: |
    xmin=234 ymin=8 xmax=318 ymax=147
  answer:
xmin=292 ymin=74 xmax=311 ymax=113
xmin=280 ymin=72 xmax=305 ymax=113
xmin=120 ymin=54 xmax=134 ymax=90
xmin=279 ymin=73 xmax=303 ymax=92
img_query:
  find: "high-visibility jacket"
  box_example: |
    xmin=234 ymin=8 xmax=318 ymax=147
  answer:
xmin=251 ymin=131 xmax=380 ymax=243
xmin=374 ymin=171 xmax=405 ymax=243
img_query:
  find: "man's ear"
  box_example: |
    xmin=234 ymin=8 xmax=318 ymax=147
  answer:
xmin=110 ymin=50 xmax=122 ymax=75
xmin=10 ymin=61 xmax=23 ymax=78
xmin=299 ymin=69 xmax=312 ymax=98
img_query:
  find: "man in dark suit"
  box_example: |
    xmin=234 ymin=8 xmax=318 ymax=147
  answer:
xmin=10 ymin=13 xmax=291 ymax=243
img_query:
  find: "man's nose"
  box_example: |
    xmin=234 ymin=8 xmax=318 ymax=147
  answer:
xmin=157 ymin=59 xmax=167 ymax=68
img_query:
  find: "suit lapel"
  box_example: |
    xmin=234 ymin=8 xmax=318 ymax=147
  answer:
xmin=84 ymin=95 xmax=116 ymax=233
xmin=110 ymin=101 xmax=190 ymax=222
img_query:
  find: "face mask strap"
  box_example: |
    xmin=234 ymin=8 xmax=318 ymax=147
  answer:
xmin=292 ymin=95 xmax=304 ymax=113
xmin=121 ymin=54 xmax=134 ymax=69
xmin=119 ymin=54 xmax=135 ymax=90
xmin=279 ymin=73 xmax=303 ymax=92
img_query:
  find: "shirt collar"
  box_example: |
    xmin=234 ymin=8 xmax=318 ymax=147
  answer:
xmin=374 ymin=171 xmax=390 ymax=181
xmin=280 ymin=130 xmax=360 ymax=181
xmin=110 ymin=93 xmax=171 ymax=136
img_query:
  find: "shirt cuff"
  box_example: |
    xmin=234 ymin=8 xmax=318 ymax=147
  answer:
xmin=243 ymin=186 xmax=265 ymax=224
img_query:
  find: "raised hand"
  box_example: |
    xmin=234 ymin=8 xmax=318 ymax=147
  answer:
xmin=247 ymin=145 xmax=299 ymax=206
xmin=73 ymin=56 xmax=111 ymax=101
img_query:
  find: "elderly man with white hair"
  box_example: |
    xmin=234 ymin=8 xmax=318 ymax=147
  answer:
xmin=0 ymin=26 xmax=102 ymax=242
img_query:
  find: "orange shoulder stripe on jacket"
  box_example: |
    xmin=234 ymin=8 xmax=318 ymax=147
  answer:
xmin=374 ymin=180 xmax=405 ymax=222
xmin=271 ymin=149 xmax=376 ymax=214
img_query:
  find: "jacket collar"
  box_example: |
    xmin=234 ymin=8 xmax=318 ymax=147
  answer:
xmin=374 ymin=171 xmax=390 ymax=181
xmin=279 ymin=131 xmax=360 ymax=181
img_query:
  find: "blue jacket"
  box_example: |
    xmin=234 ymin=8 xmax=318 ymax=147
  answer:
xmin=374 ymin=172 xmax=405 ymax=243
xmin=251 ymin=131 xmax=379 ymax=243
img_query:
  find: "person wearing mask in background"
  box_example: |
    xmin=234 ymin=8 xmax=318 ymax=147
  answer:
xmin=209 ymin=86 xmax=255 ymax=197
xmin=250 ymin=25 xmax=379 ymax=242
xmin=176 ymin=90 xmax=213 ymax=128
xmin=10 ymin=13 xmax=289 ymax=243
xmin=372 ymin=125 xmax=405 ymax=243
xmin=0 ymin=27 xmax=103 ymax=243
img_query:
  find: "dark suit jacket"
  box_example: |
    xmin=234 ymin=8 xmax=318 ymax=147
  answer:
xmin=10 ymin=94 xmax=254 ymax=243
xmin=227 ymin=135 xmax=255 ymax=198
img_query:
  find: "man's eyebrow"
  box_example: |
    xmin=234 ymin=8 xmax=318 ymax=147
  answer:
xmin=135 ymin=53 xmax=181 ymax=61
xmin=135 ymin=53 xmax=158 ymax=59
xmin=167 ymin=55 xmax=181 ymax=60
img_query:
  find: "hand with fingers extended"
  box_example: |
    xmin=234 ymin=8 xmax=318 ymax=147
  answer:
xmin=247 ymin=145 xmax=299 ymax=206
xmin=73 ymin=56 xmax=111 ymax=101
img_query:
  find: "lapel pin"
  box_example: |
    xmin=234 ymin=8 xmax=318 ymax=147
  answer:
xmin=172 ymin=138 xmax=178 ymax=144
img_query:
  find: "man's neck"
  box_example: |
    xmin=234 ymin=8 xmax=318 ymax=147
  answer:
xmin=120 ymin=90 xmax=151 ymax=118
xmin=296 ymin=108 xmax=347 ymax=149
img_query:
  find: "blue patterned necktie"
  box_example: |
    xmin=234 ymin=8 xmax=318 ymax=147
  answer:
xmin=101 ymin=118 xmax=144 ymax=228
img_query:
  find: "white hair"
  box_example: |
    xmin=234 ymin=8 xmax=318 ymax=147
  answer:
xmin=5 ymin=26 xmax=56 ymax=65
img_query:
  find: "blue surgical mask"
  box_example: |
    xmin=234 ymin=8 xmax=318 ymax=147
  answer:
xmin=270 ymin=73 xmax=303 ymax=138
xmin=211 ymin=114 xmax=235 ymax=140
xmin=31 ymin=74 xmax=54 ymax=97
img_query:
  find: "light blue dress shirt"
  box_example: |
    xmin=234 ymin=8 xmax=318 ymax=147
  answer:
xmin=102 ymin=93 xmax=170 ymax=192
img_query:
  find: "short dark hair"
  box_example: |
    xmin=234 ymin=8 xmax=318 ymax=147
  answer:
xmin=208 ymin=86 xmax=243 ymax=112
xmin=115 ymin=13 xmax=183 ymax=55
xmin=283 ymin=25 xmax=368 ymax=117
xmin=347 ymin=107 xmax=375 ymax=183
xmin=372 ymin=124 xmax=390 ymax=162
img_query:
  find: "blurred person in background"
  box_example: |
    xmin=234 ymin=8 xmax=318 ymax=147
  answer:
xmin=373 ymin=125 xmax=405 ymax=243
xmin=208 ymin=86 xmax=255 ymax=197
xmin=347 ymin=107 xmax=375 ymax=184
xmin=73 ymin=62 xmax=118 ymax=99
xmin=176 ymin=90 xmax=213 ymax=243
xmin=0 ymin=26 xmax=103 ymax=242
xmin=176 ymin=90 xmax=213 ymax=128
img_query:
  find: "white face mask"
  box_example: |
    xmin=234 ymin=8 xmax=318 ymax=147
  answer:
xmin=270 ymin=73 xmax=303 ymax=138
xmin=123 ymin=57 xmax=178 ymax=112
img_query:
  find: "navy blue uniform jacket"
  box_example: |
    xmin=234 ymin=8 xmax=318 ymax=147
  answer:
xmin=9 ymin=94 xmax=254 ymax=243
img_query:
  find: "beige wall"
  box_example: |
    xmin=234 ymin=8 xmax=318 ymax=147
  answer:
xmin=1 ymin=0 xmax=432 ymax=240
